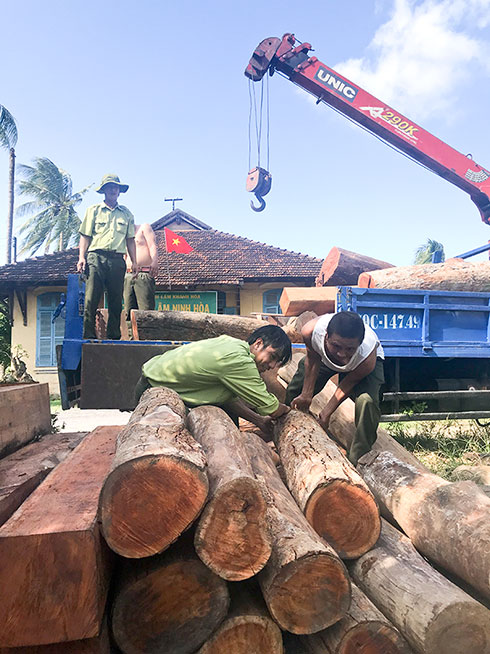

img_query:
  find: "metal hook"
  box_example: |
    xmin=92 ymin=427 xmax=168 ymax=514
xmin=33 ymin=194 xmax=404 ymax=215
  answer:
xmin=250 ymin=194 xmax=266 ymax=212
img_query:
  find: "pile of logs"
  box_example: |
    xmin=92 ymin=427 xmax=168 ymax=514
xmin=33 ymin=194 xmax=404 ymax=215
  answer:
xmin=0 ymin=376 xmax=489 ymax=653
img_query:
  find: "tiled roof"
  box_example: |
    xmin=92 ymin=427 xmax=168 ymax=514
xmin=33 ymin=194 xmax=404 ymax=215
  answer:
xmin=151 ymin=210 xmax=212 ymax=231
xmin=0 ymin=229 xmax=322 ymax=290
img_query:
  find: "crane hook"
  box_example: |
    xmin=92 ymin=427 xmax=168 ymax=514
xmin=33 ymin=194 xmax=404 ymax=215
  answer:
xmin=250 ymin=194 xmax=266 ymax=212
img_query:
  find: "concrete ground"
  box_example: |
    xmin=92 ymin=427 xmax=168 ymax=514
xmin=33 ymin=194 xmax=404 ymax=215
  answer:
xmin=53 ymin=407 xmax=131 ymax=433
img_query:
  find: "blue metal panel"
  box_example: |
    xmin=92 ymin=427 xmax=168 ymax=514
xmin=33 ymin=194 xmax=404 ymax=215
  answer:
xmin=61 ymin=275 xmax=84 ymax=370
xmin=336 ymin=287 xmax=490 ymax=358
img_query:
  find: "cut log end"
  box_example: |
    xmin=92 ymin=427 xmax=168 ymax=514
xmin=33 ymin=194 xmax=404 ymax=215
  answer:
xmin=305 ymin=480 xmax=380 ymax=559
xmin=267 ymin=553 xmax=351 ymax=634
xmin=198 ymin=617 xmax=283 ymax=654
xmin=337 ymin=622 xmax=411 ymax=654
xmin=100 ymin=455 xmax=209 ymax=558
xmin=426 ymin=601 xmax=490 ymax=654
xmin=195 ymin=477 xmax=271 ymax=581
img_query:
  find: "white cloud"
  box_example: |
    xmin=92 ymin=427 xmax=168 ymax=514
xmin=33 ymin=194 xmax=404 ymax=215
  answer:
xmin=335 ymin=0 xmax=490 ymax=120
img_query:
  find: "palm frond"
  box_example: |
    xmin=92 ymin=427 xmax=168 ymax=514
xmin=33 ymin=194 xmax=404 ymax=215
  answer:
xmin=0 ymin=105 xmax=18 ymax=150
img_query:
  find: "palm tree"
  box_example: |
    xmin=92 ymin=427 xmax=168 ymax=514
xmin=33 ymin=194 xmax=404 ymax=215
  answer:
xmin=0 ymin=105 xmax=18 ymax=264
xmin=16 ymin=157 xmax=90 ymax=256
xmin=413 ymin=239 xmax=445 ymax=264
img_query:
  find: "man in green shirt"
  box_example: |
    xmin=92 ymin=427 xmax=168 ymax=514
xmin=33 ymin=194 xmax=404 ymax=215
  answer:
xmin=77 ymin=174 xmax=138 ymax=340
xmin=134 ymin=325 xmax=292 ymax=432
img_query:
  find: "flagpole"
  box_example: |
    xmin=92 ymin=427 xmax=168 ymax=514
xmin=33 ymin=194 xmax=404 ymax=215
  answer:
xmin=163 ymin=228 xmax=172 ymax=290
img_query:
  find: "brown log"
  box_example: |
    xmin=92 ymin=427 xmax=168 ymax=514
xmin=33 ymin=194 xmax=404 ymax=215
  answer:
xmin=348 ymin=520 xmax=490 ymax=654
xmin=274 ymin=410 xmax=380 ymax=559
xmin=316 ymin=247 xmax=394 ymax=287
xmin=0 ymin=619 xmax=110 ymax=654
xmin=111 ymin=539 xmax=230 ymax=654
xmin=0 ymin=426 xmax=118 ymax=647
xmin=304 ymin=582 xmax=412 ymax=654
xmin=0 ymin=382 xmax=51 ymax=457
xmin=99 ymin=386 xmax=208 ymax=558
xmin=279 ymin=287 xmax=337 ymax=317
xmin=131 ymin=309 xmax=267 ymax=341
xmin=358 ymin=258 xmax=490 ymax=291
xmin=450 ymin=464 xmax=490 ymax=484
xmin=303 ymin=379 xmax=490 ymax=600
xmin=244 ymin=431 xmax=351 ymax=634
xmin=0 ymin=431 xmax=86 ymax=527
xmin=187 ymin=406 xmax=272 ymax=580
xmin=197 ymin=582 xmax=283 ymax=654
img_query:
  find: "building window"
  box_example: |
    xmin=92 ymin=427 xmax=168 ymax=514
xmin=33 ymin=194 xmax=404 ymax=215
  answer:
xmin=262 ymin=288 xmax=283 ymax=314
xmin=36 ymin=293 xmax=65 ymax=367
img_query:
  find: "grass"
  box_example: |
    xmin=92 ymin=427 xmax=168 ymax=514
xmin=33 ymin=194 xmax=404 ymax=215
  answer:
xmin=382 ymin=419 xmax=490 ymax=479
xmin=50 ymin=394 xmax=62 ymax=412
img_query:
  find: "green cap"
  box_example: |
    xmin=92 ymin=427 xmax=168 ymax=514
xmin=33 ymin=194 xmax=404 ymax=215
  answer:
xmin=95 ymin=174 xmax=129 ymax=194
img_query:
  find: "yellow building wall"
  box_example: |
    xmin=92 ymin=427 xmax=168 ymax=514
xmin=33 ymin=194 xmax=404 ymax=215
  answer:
xmin=11 ymin=286 xmax=66 ymax=395
xmin=239 ymin=282 xmax=299 ymax=316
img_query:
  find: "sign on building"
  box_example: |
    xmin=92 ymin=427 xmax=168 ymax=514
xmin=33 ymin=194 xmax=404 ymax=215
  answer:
xmin=155 ymin=292 xmax=217 ymax=314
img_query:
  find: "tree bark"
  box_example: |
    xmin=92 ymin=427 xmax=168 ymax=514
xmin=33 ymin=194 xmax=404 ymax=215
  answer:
xmin=348 ymin=520 xmax=490 ymax=654
xmin=111 ymin=539 xmax=230 ymax=654
xmin=316 ymin=247 xmax=393 ymax=287
xmin=131 ymin=309 xmax=267 ymax=341
xmin=244 ymin=432 xmax=351 ymax=634
xmin=197 ymin=582 xmax=283 ymax=654
xmin=0 ymin=431 xmax=86 ymax=526
xmin=0 ymin=618 xmax=110 ymax=653
xmin=304 ymin=582 xmax=412 ymax=654
xmin=187 ymin=406 xmax=272 ymax=581
xmin=358 ymin=258 xmax=490 ymax=291
xmin=99 ymin=386 xmax=209 ymax=558
xmin=6 ymin=148 xmax=15 ymax=264
xmin=279 ymin=287 xmax=337 ymax=316
xmin=274 ymin=410 xmax=380 ymax=559
xmin=0 ymin=426 xmax=118 ymax=647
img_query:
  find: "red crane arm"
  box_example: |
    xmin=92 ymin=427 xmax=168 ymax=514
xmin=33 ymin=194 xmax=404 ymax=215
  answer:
xmin=245 ymin=34 xmax=490 ymax=224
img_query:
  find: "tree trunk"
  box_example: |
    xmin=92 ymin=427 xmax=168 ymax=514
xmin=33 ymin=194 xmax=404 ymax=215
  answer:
xmin=0 ymin=431 xmax=86 ymax=526
xmin=0 ymin=426 xmax=118 ymax=647
xmin=316 ymin=247 xmax=393 ymax=287
xmin=244 ymin=432 xmax=351 ymax=634
xmin=348 ymin=520 xmax=490 ymax=654
xmin=186 ymin=406 xmax=272 ymax=580
xmin=197 ymin=582 xmax=283 ymax=654
xmin=99 ymin=387 xmax=209 ymax=558
xmin=274 ymin=410 xmax=380 ymax=559
xmin=279 ymin=287 xmax=337 ymax=316
xmin=304 ymin=582 xmax=412 ymax=654
xmin=0 ymin=618 xmax=111 ymax=653
xmin=111 ymin=539 xmax=230 ymax=654
xmin=131 ymin=309 xmax=267 ymax=341
xmin=6 ymin=148 xmax=15 ymax=265
xmin=358 ymin=259 xmax=490 ymax=291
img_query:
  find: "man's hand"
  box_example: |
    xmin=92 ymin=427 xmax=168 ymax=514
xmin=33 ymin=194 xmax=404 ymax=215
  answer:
xmin=270 ymin=403 xmax=290 ymax=419
xmin=318 ymin=406 xmax=333 ymax=430
xmin=76 ymin=257 xmax=86 ymax=275
xmin=131 ymin=264 xmax=140 ymax=278
xmin=255 ymin=415 xmax=274 ymax=439
xmin=291 ymin=394 xmax=312 ymax=413
xmin=150 ymin=260 xmax=159 ymax=277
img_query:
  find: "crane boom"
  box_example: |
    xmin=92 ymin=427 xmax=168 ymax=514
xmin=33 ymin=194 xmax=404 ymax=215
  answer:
xmin=245 ymin=34 xmax=490 ymax=224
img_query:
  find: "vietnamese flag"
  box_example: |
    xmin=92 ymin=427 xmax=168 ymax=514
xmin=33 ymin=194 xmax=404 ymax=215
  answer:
xmin=164 ymin=227 xmax=193 ymax=253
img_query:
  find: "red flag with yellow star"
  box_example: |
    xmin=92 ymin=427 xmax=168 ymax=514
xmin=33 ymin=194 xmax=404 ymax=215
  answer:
xmin=164 ymin=227 xmax=193 ymax=253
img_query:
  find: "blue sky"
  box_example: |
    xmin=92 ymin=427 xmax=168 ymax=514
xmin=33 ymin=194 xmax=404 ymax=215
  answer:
xmin=1 ymin=0 xmax=490 ymax=267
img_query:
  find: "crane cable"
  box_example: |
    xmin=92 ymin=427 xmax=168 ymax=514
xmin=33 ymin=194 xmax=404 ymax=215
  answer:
xmin=248 ymin=75 xmax=270 ymax=172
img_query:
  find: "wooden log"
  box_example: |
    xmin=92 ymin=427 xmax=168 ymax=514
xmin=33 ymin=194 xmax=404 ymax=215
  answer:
xmin=316 ymin=247 xmax=394 ymax=287
xmin=274 ymin=410 xmax=380 ymax=559
xmin=197 ymin=582 xmax=283 ymax=654
xmin=187 ymin=406 xmax=272 ymax=580
xmin=0 ymin=619 xmax=110 ymax=654
xmin=358 ymin=258 xmax=490 ymax=291
xmin=450 ymin=464 xmax=490 ymax=485
xmin=99 ymin=386 xmax=209 ymax=558
xmin=348 ymin=520 xmax=490 ymax=654
xmin=111 ymin=539 xmax=230 ymax=654
xmin=0 ymin=426 xmax=119 ymax=647
xmin=279 ymin=287 xmax=337 ymax=317
xmin=131 ymin=309 xmax=267 ymax=341
xmin=0 ymin=431 xmax=86 ymax=526
xmin=0 ymin=382 xmax=51 ymax=458
xmin=304 ymin=582 xmax=412 ymax=654
xmin=245 ymin=431 xmax=351 ymax=634
xmin=304 ymin=378 xmax=490 ymax=600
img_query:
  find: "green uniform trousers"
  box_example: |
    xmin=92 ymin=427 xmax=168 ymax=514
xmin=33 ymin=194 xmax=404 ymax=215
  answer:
xmin=83 ymin=250 xmax=126 ymax=340
xmin=123 ymin=272 xmax=156 ymax=338
xmin=285 ymin=355 xmax=385 ymax=465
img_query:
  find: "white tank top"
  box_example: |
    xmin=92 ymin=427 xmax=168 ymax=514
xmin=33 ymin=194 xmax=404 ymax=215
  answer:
xmin=311 ymin=314 xmax=384 ymax=373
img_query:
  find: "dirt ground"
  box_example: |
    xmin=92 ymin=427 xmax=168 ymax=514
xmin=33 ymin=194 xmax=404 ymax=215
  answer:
xmin=53 ymin=407 xmax=131 ymax=433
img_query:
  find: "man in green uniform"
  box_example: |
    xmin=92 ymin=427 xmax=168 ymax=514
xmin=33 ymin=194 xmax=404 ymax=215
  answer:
xmin=77 ymin=174 xmax=138 ymax=340
xmin=134 ymin=325 xmax=292 ymax=432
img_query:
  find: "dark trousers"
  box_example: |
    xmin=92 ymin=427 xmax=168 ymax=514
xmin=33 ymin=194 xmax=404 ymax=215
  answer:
xmin=285 ymin=356 xmax=385 ymax=465
xmin=83 ymin=251 xmax=126 ymax=340
xmin=123 ymin=272 xmax=156 ymax=338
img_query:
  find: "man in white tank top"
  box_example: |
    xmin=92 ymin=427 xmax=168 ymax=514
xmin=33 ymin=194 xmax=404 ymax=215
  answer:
xmin=285 ymin=311 xmax=385 ymax=465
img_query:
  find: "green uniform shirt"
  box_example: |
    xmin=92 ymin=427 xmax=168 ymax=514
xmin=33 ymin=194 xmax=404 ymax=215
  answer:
xmin=142 ymin=335 xmax=280 ymax=415
xmin=79 ymin=202 xmax=135 ymax=253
